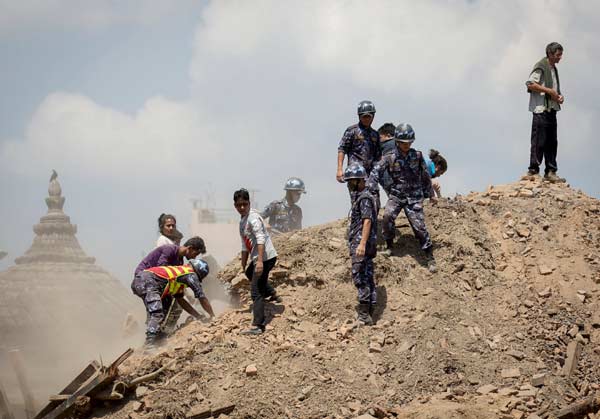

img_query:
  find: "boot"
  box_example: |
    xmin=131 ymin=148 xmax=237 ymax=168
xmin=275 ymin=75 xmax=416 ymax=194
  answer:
xmin=544 ymin=171 xmax=566 ymax=183
xmin=357 ymin=303 xmax=373 ymax=326
xmin=425 ymin=248 xmax=437 ymax=273
xmin=241 ymin=326 xmax=264 ymax=335
xmin=381 ymin=239 xmax=394 ymax=257
xmin=144 ymin=331 xmax=166 ymax=349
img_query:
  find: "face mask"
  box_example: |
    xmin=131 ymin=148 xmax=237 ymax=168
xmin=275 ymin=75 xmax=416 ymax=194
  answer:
xmin=347 ymin=181 xmax=360 ymax=192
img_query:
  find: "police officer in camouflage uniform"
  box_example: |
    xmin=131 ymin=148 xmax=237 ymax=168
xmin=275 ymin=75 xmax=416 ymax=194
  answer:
xmin=131 ymin=259 xmax=214 ymax=347
xmin=345 ymin=163 xmax=378 ymax=326
xmin=261 ymin=177 xmax=306 ymax=234
xmin=368 ymin=123 xmax=437 ymax=273
xmin=336 ymin=101 xmax=381 ymax=193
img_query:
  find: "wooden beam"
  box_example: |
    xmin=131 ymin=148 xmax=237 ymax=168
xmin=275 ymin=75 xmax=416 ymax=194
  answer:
xmin=554 ymin=394 xmax=600 ymax=418
xmin=33 ymin=361 xmax=99 ymax=419
xmin=7 ymin=350 xmax=36 ymax=419
xmin=0 ymin=378 xmax=15 ymax=419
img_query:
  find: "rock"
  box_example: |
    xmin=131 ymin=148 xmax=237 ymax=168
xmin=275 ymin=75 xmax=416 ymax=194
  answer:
xmin=498 ymin=387 xmax=518 ymax=396
xmin=270 ymin=268 xmax=288 ymax=279
xmin=511 ymin=410 xmax=525 ymax=419
xmin=591 ymin=312 xmax=600 ymax=328
xmin=135 ymin=386 xmax=148 ymax=398
xmin=245 ymin=364 xmax=258 ymax=376
xmin=501 ymin=368 xmax=521 ymax=378
xmin=477 ymin=384 xmax=498 ymax=395
xmin=575 ymin=333 xmax=588 ymax=344
xmin=538 ymin=265 xmax=553 ymax=275
xmin=369 ymin=342 xmax=383 ymax=353
xmin=517 ymin=388 xmax=537 ymax=398
xmin=507 ymin=350 xmax=526 ymax=361
xmin=355 ymin=415 xmax=376 ymax=419
xmin=531 ymin=373 xmax=546 ymax=387
xmin=188 ymin=383 xmax=198 ymax=393
xmin=347 ymin=401 xmax=362 ymax=412
xmin=516 ymin=228 xmax=531 ymax=238
xmin=328 ymin=238 xmax=343 ymax=249
xmin=538 ymin=288 xmax=552 ymax=298
xmin=186 ymin=405 xmax=212 ymax=419
xmin=523 ymin=300 xmax=535 ymax=308
xmin=518 ymin=189 xmax=534 ymax=198
xmin=562 ymin=341 xmax=582 ymax=377
xmin=132 ymin=401 xmax=144 ymax=412
xmin=568 ymin=325 xmax=579 ymax=337
xmin=475 ymin=278 xmax=483 ymax=290
xmin=231 ymin=274 xmax=249 ymax=289
xmin=398 ymin=341 xmax=415 ymax=353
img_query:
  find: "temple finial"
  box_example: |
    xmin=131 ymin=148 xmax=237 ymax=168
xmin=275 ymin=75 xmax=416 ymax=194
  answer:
xmin=46 ymin=170 xmax=65 ymax=212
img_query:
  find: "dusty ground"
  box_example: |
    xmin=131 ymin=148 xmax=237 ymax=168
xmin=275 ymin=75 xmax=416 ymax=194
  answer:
xmin=91 ymin=178 xmax=600 ymax=419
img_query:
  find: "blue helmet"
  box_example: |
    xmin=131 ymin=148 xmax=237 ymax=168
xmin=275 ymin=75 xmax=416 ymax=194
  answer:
xmin=395 ymin=123 xmax=415 ymax=142
xmin=189 ymin=259 xmax=209 ymax=280
xmin=284 ymin=177 xmax=306 ymax=193
xmin=357 ymin=100 xmax=376 ymax=115
xmin=344 ymin=163 xmax=367 ymax=180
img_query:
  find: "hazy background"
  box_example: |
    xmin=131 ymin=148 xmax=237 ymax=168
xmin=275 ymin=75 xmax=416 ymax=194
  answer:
xmin=1 ymin=0 xmax=599 ymax=284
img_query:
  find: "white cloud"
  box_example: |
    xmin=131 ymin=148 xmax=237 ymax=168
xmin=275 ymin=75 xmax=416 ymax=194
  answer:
xmin=0 ymin=0 xmax=196 ymax=35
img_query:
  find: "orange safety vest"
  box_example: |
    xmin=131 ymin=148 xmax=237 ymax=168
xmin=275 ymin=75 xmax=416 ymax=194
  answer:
xmin=144 ymin=265 xmax=195 ymax=299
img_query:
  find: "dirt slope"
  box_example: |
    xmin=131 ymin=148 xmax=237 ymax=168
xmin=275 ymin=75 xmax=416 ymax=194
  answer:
xmin=98 ymin=178 xmax=600 ymax=419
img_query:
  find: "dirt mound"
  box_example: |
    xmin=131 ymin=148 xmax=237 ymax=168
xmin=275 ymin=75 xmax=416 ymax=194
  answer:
xmin=97 ymin=178 xmax=600 ymax=419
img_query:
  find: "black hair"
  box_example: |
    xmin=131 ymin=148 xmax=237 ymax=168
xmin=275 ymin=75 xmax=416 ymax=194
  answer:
xmin=429 ymin=149 xmax=448 ymax=176
xmin=233 ymin=188 xmax=250 ymax=202
xmin=158 ymin=213 xmax=176 ymax=233
xmin=183 ymin=236 xmax=206 ymax=254
xmin=377 ymin=123 xmax=396 ymax=137
xmin=546 ymin=42 xmax=563 ymax=57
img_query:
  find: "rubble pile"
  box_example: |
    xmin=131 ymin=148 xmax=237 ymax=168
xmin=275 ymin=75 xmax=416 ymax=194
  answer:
xmin=91 ymin=179 xmax=599 ymax=419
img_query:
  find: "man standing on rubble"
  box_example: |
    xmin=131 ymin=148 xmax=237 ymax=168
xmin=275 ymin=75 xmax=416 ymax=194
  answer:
xmin=368 ymin=123 xmax=437 ymax=273
xmin=234 ymin=188 xmax=281 ymax=335
xmin=345 ymin=163 xmax=378 ymax=326
xmin=523 ymin=42 xmax=565 ymax=183
xmin=261 ymin=177 xmax=306 ymax=234
xmin=336 ymin=101 xmax=381 ymax=197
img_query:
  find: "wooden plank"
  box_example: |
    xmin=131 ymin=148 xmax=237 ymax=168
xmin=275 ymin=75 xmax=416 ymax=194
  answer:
xmin=554 ymin=395 xmax=600 ymax=418
xmin=38 ymin=349 xmax=133 ymax=419
xmin=7 ymin=350 xmax=36 ymax=419
xmin=561 ymin=340 xmax=582 ymax=377
xmin=33 ymin=361 xmax=99 ymax=419
xmin=0 ymin=378 xmax=15 ymax=419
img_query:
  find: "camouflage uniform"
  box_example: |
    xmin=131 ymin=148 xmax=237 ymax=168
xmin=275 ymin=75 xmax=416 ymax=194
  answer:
xmin=338 ymin=123 xmax=381 ymax=175
xmin=261 ymin=199 xmax=302 ymax=234
xmin=131 ymin=270 xmax=206 ymax=337
xmin=348 ymin=190 xmax=378 ymax=304
xmin=369 ymin=147 xmax=434 ymax=250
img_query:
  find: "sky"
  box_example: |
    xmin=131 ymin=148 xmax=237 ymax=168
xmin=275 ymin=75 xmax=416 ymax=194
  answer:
xmin=1 ymin=0 xmax=599 ymax=283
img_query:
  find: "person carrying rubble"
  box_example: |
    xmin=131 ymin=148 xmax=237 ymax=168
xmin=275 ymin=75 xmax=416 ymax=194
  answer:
xmin=132 ymin=258 xmax=215 ymax=347
xmin=345 ymin=163 xmax=378 ymax=326
xmin=368 ymin=123 xmax=437 ymax=273
xmin=336 ymin=100 xmax=381 ymax=200
xmin=261 ymin=177 xmax=306 ymax=234
xmin=134 ymin=237 xmax=207 ymax=280
xmin=156 ymin=213 xmax=184 ymax=247
xmin=234 ymin=188 xmax=281 ymax=335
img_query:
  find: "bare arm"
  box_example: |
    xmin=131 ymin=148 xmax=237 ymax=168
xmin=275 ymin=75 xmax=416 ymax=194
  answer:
xmin=198 ymin=297 xmax=215 ymax=318
xmin=176 ymin=296 xmax=202 ymax=319
xmin=254 ymin=244 xmax=265 ymax=275
xmin=241 ymin=251 xmax=249 ymax=270
xmin=356 ymin=219 xmax=372 ymax=258
xmin=527 ymin=81 xmax=561 ymax=101
xmin=337 ymin=151 xmax=346 ymax=183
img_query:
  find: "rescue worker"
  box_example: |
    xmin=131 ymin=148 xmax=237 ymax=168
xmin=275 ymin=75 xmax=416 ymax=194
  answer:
xmin=336 ymin=100 xmax=381 ymax=191
xmin=234 ymin=188 xmax=281 ymax=335
xmin=345 ymin=163 xmax=378 ymax=326
xmin=131 ymin=258 xmax=215 ymax=347
xmin=368 ymin=123 xmax=437 ymax=273
xmin=261 ymin=177 xmax=306 ymax=234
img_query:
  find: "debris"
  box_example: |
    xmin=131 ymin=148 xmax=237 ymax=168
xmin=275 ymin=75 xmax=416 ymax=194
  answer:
xmin=245 ymin=364 xmax=258 ymax=377
xmin=531 ymin=373 xmax=547 ymax=387
xmin=476 ymin=384 xmax=498 ymax=395
xmin=506 ymin=350 xmax=525 ymax=361
xmin=562 ymin=341 xmax=582 ymax=377
xmin=501 ymin=368 xmax=521 ymax=378
xmin=553 ymin=394 xmax=600 ymax=419
xmin=538 ymin=265 xmax=553 ymax=275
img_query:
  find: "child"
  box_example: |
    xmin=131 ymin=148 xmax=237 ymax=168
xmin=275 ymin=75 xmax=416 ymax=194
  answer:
xmin=425 ymin=149 xmax=448 ymax=198
xmin=345 ymin=163 xmax=378 ymax=325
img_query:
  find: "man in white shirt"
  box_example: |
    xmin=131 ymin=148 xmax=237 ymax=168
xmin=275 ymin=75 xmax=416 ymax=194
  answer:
xmin=524 ymin=42 xmax=565 ymax=183
xmin=234 ymin=188 xmax=281 ymax=335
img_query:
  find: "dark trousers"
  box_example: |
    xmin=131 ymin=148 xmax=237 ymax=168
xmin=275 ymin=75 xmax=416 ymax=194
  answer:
xmin=529 ymin=110 xmax=558 ymax=174
xmin=245 ymin=257 xmax=277 ymax=328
